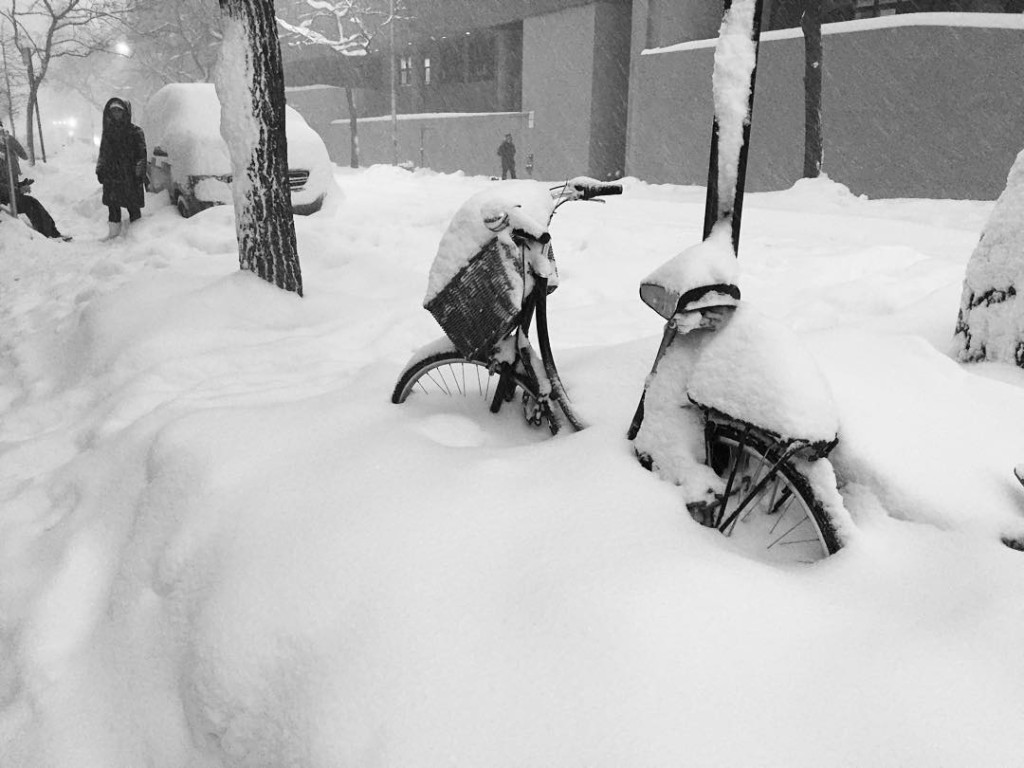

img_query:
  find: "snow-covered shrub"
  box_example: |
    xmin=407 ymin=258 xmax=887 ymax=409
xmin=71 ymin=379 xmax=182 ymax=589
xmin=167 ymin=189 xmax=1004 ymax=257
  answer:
xmin=954 ymin=148 xmax=1024 ymax=366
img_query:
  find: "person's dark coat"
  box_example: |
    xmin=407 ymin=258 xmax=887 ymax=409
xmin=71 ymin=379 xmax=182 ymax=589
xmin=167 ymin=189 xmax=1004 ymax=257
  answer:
xmin=96 ymin=97 xmax=147 ymax=210
xmin=0 ymin=130 xmax=26 ymax=184
xmin=498 ymin=137 xmax=516 ymax=168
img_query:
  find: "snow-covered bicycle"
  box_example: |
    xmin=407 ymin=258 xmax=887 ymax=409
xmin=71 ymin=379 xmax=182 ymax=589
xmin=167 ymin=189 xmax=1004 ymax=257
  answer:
xmin=391 ymin=176 xmax=618 ymax=436
xmin=393 ymin=0 xmax=852 ymax=564
xmin=391 ymin=171 xmax=851 ymax=564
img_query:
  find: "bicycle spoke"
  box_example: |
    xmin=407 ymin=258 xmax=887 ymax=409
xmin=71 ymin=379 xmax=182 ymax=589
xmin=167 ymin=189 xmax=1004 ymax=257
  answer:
xmin=767 ymin=488 xmax=795 ymax=536
xmin=716 ymin=430 xmax=750 ymax=528
xmin=738 ymin=452 xmax=770 ymax=524
xmin=700 ymin=429 xmax=834 ymax=564
xmin=423 ymin=367 xmax=452 ymax=395
xmin=395 ymin=354 xmax=548 ymax=431
xmin=767 ymin=517 xmax=812 ymax=550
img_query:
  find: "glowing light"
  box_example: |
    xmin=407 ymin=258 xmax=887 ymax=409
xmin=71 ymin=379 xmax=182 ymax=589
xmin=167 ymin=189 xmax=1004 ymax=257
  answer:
xmin=115 ymin=41 xmax=131 ymax=57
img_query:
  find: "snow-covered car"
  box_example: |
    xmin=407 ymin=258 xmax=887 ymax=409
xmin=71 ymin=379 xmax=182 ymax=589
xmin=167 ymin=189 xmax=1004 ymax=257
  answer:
xmin=143 ymin=83 xmax=333 ymax=218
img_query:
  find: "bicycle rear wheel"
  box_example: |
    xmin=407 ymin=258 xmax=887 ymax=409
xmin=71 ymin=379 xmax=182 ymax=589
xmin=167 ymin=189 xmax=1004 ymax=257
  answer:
xmin=695 ymin=423 xmax=843 ymax=564
xmin=392 ymin=347 xmax=547 ymax=427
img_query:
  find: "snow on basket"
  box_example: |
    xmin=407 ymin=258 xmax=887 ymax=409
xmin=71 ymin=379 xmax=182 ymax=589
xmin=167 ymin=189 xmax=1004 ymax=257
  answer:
xmin=424 ymin=182 xmax=557 ymax=359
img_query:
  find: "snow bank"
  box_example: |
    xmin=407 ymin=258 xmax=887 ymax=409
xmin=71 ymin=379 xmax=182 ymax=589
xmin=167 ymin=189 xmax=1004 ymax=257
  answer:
xmin=3 ymin=149 xmax=1024 ymax=768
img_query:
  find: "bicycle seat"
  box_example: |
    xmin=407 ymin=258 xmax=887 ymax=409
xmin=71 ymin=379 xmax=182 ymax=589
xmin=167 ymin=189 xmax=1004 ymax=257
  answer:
xmin=641 ymin=281 xmax=740 ymax=319
xmin=640 ymin=230 xmax=741 ymax=319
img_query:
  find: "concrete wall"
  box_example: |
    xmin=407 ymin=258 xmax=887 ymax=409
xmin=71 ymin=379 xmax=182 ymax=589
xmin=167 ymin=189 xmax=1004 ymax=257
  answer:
xmin=645 ymin=0 xmax=723 ymax=47
xmin=590 ymin=2 xmax=632 ymax=178
xmin=522 ymin=4 xmax=597 ymax=180
xmin=626 ymin=16 xmax=1024 ymax=199
xmin=286 ymin=86 xmax=365 ymax=140
xmin=325 ymin=112 xmax=533 ymax=175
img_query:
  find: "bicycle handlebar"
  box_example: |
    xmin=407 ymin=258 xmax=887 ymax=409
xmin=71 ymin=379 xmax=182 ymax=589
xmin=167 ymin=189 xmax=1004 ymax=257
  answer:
xmin=577 ymin=179 xmax=624 ymax=200
xmin=561 ymin=176 xmax=623 ymax=201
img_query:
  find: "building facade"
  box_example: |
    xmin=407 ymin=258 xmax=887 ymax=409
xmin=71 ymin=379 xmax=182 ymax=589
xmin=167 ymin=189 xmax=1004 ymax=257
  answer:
xmin=628 ymin=0 xmax=1024 ymax=198
xmin=281 ymin=0 xmax=1024 ymax=198
xmin=281 ymin=0 xmax=631 ymax=180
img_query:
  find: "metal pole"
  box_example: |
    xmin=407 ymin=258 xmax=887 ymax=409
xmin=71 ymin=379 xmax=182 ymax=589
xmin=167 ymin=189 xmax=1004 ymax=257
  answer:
xmin=35 ymin=96 xmax=46 ymax=163
xmin=701 ymin=0 xmax=764 ymax=257
xmin=389 ymin=0 xmax=398 ymax=165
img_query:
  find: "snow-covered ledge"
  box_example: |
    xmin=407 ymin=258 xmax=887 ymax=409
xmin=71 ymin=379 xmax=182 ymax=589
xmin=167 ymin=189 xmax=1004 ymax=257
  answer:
xmin=643 ymin=12 xmax=1024 ymax=55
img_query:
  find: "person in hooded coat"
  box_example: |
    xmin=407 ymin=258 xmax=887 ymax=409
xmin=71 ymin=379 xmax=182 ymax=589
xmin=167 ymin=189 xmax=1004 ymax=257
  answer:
xmin=95 ymin=97 xmax=147 ymax=240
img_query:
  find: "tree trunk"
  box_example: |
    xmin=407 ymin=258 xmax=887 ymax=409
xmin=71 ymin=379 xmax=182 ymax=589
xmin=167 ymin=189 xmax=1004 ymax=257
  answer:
xmin=1 ymin=40 xmax=16 ymax=130
xmin=801 ymin=0 xmax=823 ymax=178
xmin=215 ymin=0 xmax=303 ymax=297
xmin=345 ymin=85 xmax=359 ymax=168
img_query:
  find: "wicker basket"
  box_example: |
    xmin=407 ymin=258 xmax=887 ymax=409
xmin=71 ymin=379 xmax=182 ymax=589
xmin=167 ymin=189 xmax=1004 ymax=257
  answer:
xmin=425 ymin=237 xmax=525 ymax=359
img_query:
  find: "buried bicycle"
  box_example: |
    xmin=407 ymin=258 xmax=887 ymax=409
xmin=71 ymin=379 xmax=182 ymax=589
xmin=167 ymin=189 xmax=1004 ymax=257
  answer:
xmin=392 ymin=0 xmax=853 ymax=564
xmin=390 ymin=173 xmax=852 ymax=565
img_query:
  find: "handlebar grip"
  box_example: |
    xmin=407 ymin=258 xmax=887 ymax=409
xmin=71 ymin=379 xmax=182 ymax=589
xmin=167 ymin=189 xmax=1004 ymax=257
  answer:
xmin=569 ymin=176 xmax=623 ymax=200
xmin=583 ymin=181 xmax=623 ymax=199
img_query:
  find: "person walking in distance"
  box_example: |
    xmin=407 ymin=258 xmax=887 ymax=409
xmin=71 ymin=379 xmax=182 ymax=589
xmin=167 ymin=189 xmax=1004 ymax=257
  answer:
xmin=0 ymin=119 xmax=71 ymax=241
xmin=96 ymin=97 xmax=147 ymax=240
xmin=498 ymin=133 xmax=517 ymax=179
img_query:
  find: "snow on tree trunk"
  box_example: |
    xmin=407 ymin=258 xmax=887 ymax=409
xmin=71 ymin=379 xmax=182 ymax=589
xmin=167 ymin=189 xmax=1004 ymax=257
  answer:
xmin=954 ymin=148 xmax=1024 ymax=366
xmin=215 ymin=0 xmax=303 ymax=297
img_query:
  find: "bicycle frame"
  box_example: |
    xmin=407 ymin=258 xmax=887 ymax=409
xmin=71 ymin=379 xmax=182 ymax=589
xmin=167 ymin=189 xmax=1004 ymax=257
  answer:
xmin=487 ymin=244 xmax=584 ymax=434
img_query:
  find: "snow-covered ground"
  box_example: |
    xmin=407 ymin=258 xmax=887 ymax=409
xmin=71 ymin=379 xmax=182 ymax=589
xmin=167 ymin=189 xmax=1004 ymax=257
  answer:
xmin=3 ymin=145 xmax=1024 ymax=767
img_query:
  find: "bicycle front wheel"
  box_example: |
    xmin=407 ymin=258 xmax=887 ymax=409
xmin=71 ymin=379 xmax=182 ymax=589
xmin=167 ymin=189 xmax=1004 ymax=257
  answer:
xmin=392 ymin=347 xmax=547 ymax=427
xmin=696 ymin=423 xmax=843 ymax=565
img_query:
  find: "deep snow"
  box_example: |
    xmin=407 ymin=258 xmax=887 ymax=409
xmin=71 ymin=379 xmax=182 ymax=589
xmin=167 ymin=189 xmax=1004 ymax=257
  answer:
xmin=2 ymin=145 xmax=1024 ymax=767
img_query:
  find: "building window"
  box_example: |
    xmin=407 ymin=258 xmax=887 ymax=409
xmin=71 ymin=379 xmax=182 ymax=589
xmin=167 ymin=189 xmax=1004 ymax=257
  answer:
xmin=467 ymin=32 xmax=495 ymax=82
xmin=399 ymin=55 xmax=412 ymax=86
xmin=438 ymin=38 xmax=463 ymax=84
xmin=423 ymin=56 xmax=431 ymax=85
xmin=854 ymin=0 xmax=899 ymax=16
